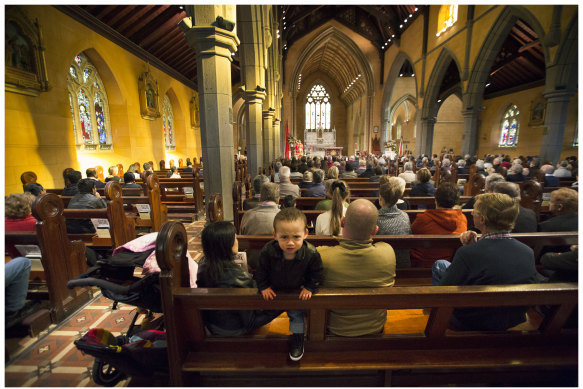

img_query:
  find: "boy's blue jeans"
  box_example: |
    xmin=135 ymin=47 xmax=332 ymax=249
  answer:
xmin=287 ymin=310 xmax=305 ymax=334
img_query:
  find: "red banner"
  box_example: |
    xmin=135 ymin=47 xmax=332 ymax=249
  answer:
xmin=398 ymin=136 xmax=404 ymax=156
xmin=284 ymin=121 xmax=290 ymax=159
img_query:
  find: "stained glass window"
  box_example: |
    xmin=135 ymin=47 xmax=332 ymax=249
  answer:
xmin=499 ymin=105 xmax=519 ymax=147
xmin=305 ymin=84 xmax=331 ymax=131
xmin=83 ymin=68 xmax=92 ymax=83
xmin=67 ymin=52 xmax=112 ymax=151
xmin=77 ymin=89 xmax=93 ymax=142
xmin=95 ymin=94 xmax=107 ymax=144
xmin=162 ymin=95 xmax=175 ymax=150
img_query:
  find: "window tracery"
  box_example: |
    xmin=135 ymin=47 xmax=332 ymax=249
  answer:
xmin=67 ymin=52 xmax=112 ymax=151
xmin=305 ymin=84 xmax=331 ymax=131
xmin=499 ymin=105 xmax=519 ymax=147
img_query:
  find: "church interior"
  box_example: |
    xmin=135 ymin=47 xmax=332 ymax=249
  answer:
xmin=4 ymin=4 xmax=579 ymax=387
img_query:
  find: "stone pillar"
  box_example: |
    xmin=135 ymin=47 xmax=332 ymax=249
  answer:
xmin=416 ymin=117 xmax=435 ymax=156
xmin=272 ymin=118 xmax=280 ymax=158
xmin=262 ymin=109 xmax=275 ymax=166
xmin=238 ymin=5 xmax=266 ymax=177
xmin=243 ymin=89 xmax=266 ymax=177
xmin=540 ymin=90 xmax=573 ymax=163
xmin=461 ymin=108 xmax=480 ymax=156
xmin=183 ymin=5 xmax=239 ymax=221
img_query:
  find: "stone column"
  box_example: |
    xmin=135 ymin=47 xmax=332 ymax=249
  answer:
xmin=540 ymin=90 xmax=573 ymax=163
xmin=262 ymin=109 xmax=275 ymax=166
xmin=416 ymin=117 xmax=435 ymax=156
xmin=243 ymin=89 xmax=266 ymax=177
xmin=272 ymin=118 xmax=280 ymax=158
xmin=238 ymin=5 xmax=266 ymax=177
xmin=183 ymin=6 xmax=239 ymax=221
xmin=461 ymin=108 xmax=480 ymax=156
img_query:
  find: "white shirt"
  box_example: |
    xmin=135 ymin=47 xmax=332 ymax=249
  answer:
xmin=315 ymin=206 xmax=347 ymax=236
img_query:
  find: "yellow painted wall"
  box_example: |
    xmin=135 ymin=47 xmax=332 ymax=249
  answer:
xmin=5 ymin=5 xmax=200 ymax=195
xmin=477 ymin=86 xmax=578 ymax=159
xmin=433 ymin=94 xmax=464 ymax=154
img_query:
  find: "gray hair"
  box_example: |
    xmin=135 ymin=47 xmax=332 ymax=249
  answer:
xmin=541 ymin=164 xmax=555 ymax=174
xmin=274 ymin=161 xmax=282 ymax=172
xmin=485 ymin=173 xmax=505 ymax=191
xmin=475 ymin=159 xmax=485 ymax=169
xmin=442 ymin=159 xmax=451 ymax=167
xmin=510 ymin=164 xmax=523 ymax=174
xmin=313 ymin=169 xmax=324 ymax=184
xmin=404 ymin=161 xmax=413 ymax=171
xmin=492 ymin=181 xmax=521 ymax=200
xmin=457 ymin=159 xmax=466 ymax=168
xmin=252 ymin=174 xmax=270 ymax=194
xmin=279 ymin=165 xmax=291 ymax=179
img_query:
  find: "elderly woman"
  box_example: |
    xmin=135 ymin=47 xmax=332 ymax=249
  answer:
xmin=456 ymin=159 xmax=469 ymax=175
xmin=5 ymin=193 xmax=37 ymax=257
xmin=377 ymin=180 xmax=412 ymax=267
xmin=105 ymin=166 xmax=120 ymax=182
xmin=398 ymin=161 xmax=416 ymax=183
xmin=506 ymin=164 xmax=526 ymax=182
xmin=299 ymin=171 xmax=313 ymax=189
xmin=409 ymin=168 xmax=436 ymax=197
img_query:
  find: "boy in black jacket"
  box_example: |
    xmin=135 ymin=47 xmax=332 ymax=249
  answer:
xmin=255 ymin=207 xmax=323 ymax=361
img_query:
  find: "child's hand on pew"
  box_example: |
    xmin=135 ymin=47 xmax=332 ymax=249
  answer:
xmin=299 ymin=288 xmax=312 ymax=300
xmin=261 ymin=287 xmax=276 ymax=301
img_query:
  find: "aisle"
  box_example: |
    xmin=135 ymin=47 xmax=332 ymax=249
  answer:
xmin=4 ymin=219 xmax=206 ymax=387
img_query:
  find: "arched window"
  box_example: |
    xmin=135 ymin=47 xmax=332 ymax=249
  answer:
xmin=67 ymin=52 xmax=112 ymax=151
xmin=162 ymin=95 xmax=175 ymax=150
xmin=499 ymin=105 xmax=519 ymax=147
xmin=436 ymin=5 xmax=458 ymax=37
xmin=305 ymin=84 xmax=331 ymax=131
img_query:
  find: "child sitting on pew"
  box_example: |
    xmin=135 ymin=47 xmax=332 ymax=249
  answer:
xmin=255 ymin=208 xmax=323 ymax=361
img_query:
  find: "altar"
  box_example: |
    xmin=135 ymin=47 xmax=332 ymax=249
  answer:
xmin=324 ymin=147 xmax=343 ymax=157
xmin=304 ymin=127 xmax=337 ymax=158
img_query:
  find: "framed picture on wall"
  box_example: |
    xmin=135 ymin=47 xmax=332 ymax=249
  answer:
xmin=138 ymin=71 xmax=161 ymax=120
xmin=529 ymin=97 xmax=545 ymax=126
xmin=373 ymin=126 xmax=379 ymax=133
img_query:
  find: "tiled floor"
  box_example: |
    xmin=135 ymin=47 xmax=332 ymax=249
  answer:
xmin=4 ymin=219 xmax=206 ymax=387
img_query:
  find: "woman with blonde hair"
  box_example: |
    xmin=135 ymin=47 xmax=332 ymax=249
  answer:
xmin=315 ymin=180 xmax=350 ymax=236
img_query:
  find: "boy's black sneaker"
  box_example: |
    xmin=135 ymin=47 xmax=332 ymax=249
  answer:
xmin=289 ymin=333 xmax=304 ymax=361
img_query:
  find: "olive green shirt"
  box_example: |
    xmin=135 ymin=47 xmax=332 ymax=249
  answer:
xmin=317 ymin=239 xmax=396 ymax=336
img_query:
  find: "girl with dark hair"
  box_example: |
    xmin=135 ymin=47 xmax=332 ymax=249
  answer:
xmin=196 ymin=221 xmax=279 ymax=335
xmin=315 ymin=180 xmax=350 ymax=236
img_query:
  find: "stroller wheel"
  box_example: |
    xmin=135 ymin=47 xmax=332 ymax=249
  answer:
xmin=92 ymin=358 xmax=126 ymax=386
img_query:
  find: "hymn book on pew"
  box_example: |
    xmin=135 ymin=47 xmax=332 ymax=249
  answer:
xmin=136 ymin=203 xmax=151 ymax=219
xmin=91 ymin=218 xmax=111 ymax=238
xmin=14 ymin=245 xmax=44 ymax=271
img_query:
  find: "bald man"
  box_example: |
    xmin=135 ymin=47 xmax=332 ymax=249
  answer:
xmin=317 ymin=199 xmax=396 ymax=336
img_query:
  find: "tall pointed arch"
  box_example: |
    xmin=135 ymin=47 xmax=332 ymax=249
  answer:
xmin=67 ymin=52 xmax=112 ymax=151
xmin=380 ymin=52 xmax=418 ymax=148
xmin=464 ymin=5 xmax=548 ymax=112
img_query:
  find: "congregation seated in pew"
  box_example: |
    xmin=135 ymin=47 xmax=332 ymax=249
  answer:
xmin=377 ymin=180 xmax=412 ymax=268
xmin=62 ymin=170 xmax=81 ymax=196
xmin=432 ymin=192 xmax=538 ymax=331
xmin=65 ymin=178 xmax=107 ymax=234
xmin=314 ymin=180 xmax=349 ymax=235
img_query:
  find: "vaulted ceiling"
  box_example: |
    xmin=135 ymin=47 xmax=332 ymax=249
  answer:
xmin=55 ymin=5 xmax=546 ymax=102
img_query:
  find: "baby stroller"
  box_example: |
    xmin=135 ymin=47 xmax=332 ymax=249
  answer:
xmin=67 ymin=247 xmax=166 ymax=386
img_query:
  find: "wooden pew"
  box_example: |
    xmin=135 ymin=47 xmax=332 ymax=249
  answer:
xmin=233 ymin=209 xmax=475 ymax=235
xmin=293 ymin=196 xmax=472 ymax=210
xmin=236 ymin=232 xmax=577 ymax=265
xmin=5 ymin=194 xmax=94 ymax=324
xmin=157 ymin=222 xmax=578 ymax=387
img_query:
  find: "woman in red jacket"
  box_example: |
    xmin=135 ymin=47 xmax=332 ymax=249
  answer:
xmin=5 ymin=193 xmax=37 ymax=257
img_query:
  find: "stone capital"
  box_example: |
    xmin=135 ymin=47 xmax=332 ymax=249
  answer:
xmin=420 ymin=116 xmax=436 ymax=125
xmin=184 ymin=26 xmax=240 ymax=61
xmin=543 ymin=89 xmax=575 ymax=103
xmin=262 ymin=109 xmax=275 ymax=120
xmin=461 ymin=108 xmax=481 ymax=118
xmin=240 ymin=87 xmax=266 ymax=104
xmin=273 ymin=118 xmax=280 ymax=125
